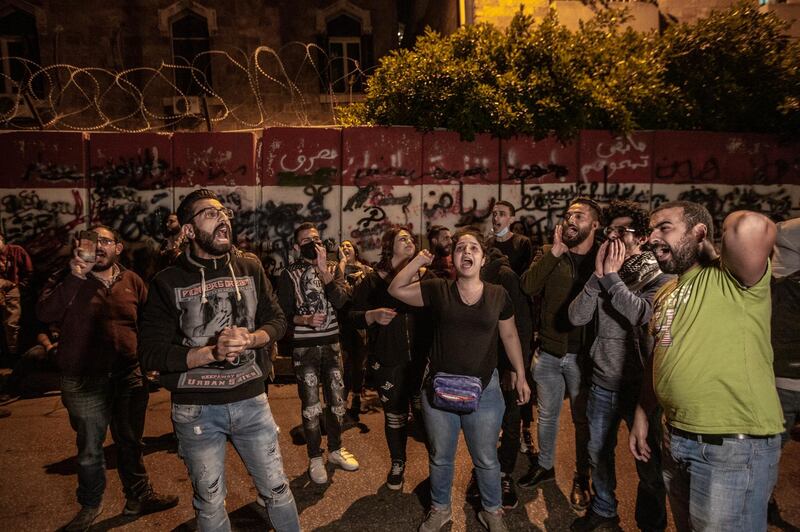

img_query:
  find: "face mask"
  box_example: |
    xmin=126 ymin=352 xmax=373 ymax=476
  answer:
xmin=494 ymin=226 xmax=510 ymax=238
xmin=299 ymin=241 xmax=318 ymax=260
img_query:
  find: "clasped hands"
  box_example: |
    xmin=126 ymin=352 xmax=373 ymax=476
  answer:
xmin=212 ymin=326 xmax=253 ymax=363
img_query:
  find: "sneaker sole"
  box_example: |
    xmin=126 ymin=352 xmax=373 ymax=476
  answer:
xmin=331 ymin=462 xmax=359 ymax=471
xmin=122 ymin=500 xmax=179 ymax=516
xmin=517 ymin=476 xmax=555 ymax=489
xmin=386 ymin=480 xmax=403 ymax=490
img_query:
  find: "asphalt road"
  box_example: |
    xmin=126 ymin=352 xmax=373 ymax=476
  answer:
xmin=1 ymin=384 xmax=798 ymax=531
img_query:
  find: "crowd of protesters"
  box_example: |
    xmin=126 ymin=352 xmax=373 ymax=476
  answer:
xmin=0 ymin=189 xmax=798 ymax=532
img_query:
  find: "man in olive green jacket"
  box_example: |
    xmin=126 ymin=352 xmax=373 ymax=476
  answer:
xmin=518 ymin=197 xmax=599 ymax=512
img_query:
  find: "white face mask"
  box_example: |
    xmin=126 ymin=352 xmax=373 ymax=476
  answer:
xmin=494 ymin=226 xmax=510 ymax=238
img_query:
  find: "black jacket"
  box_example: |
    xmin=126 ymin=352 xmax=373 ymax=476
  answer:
xmin=481 ymin=248 xmax=533 ymax=372
xmin=772 ymin=273 xmax=800 ymax=379
xmin=350 ymin=269 xmax=433 ymax=367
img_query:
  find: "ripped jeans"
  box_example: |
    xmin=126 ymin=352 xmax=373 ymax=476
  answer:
xmin=172 ymin=393 xmax=300 ymax=532
xmin=293 ymin=343 xmax=346 ymax=458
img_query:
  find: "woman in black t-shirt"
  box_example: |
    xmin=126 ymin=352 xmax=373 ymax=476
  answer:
xmin=389 ymin=228 xmax=531 ymax=532
xmin=350 ymin=227 xmax=432 ymax=491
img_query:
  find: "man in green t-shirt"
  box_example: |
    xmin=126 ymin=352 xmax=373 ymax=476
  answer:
xmin=629 ymin=201 xmax=783 ymax=532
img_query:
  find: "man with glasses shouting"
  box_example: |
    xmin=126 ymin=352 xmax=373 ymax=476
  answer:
xmin=139 ymin=189 xmax=300 ymax=532
xmin=567 ymin=200 xmax=670 ymax=532
xmin=38 ymin=225 xmax=178 ymax=532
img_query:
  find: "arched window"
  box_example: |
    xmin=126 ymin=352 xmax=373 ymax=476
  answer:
xmin=171 ymin=11 xmax=212 ymax=96
xmin=316 ymin=1 xmax=373 ymax=96
xmin=327 ymin=13 xmax=363 ymax=93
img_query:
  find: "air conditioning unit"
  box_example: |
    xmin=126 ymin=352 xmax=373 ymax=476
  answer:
xmin=171 ymin=95 xmax=203 ymax=115
xmin=0 ymin=94 xmax=34 ymax=118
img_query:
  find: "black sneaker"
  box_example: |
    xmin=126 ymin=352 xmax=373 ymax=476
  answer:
xmin=64 ymin=505 xmax=102 ymax=532
xmin=466 ymin=470 xmax=480 ymax=500
xmin=517 ymin=465 xmax=555 ymax=489
xmin=123 ymin=490 xmax=179 ymax=516
xmin=767 ymin=496 xmax=781 ymax=525
xmin=501 ymin=474 xmax=518 ymax=510
xmin=570 ymin=509 xmax=620 ymax=531
xmin=570 ymin=474 xmax=591 ymax=511
xmin=386 ymin=460 xmax=405 ymax=490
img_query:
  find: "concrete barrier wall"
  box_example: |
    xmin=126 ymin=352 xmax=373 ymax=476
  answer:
xmin=1 ymin=127 xmax=798 ymax=277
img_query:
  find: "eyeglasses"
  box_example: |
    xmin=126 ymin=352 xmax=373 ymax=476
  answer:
xmin=188 ymin=206 xmax=234 ymax=223
xmin=97 ymin=237 xmax=117 ymax=246
xmin=603 ymin=226 xmax=637 ymax=237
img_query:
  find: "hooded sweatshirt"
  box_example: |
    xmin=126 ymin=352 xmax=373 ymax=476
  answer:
xmin=567 ymin=251 xmax=671 ymax=391
xmin=481 ymin=248 xmax=533 ymax=372
xmin=138 ymin=249 xmax=286 ymax=405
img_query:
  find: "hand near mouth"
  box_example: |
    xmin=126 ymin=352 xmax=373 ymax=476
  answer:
xmin=551 ymin=224 xmax=569 ymax=257
xmin=603 ymin=239 xmax=626 ymax=274
xmin=595 ymin=240 xmax=609 ymax=277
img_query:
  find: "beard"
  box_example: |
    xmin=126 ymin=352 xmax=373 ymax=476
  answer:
xmin=434 ymin=243 xmax=450 ymax=257
xmin=561 ymin=222 xmax=592 ymax=248
xmin=195 ymin=223 xmax=232 ymax=256
xmin=654 ymin=233 xmax=699 ymax=275
xmin=92 ymin=252 xmax=116 ymax=272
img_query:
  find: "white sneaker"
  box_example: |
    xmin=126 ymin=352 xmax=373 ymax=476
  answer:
xmin=328 ymin=447 xmax=359 ymax=471
xmin=309 ymin=456 xmax=328 ymax=484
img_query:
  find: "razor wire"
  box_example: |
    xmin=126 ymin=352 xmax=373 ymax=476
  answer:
xmin=0 ymin=42 xmax=370 ymax=132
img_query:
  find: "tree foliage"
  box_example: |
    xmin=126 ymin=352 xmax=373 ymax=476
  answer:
xmin=338 ymin=2 xmax=800 ymax=140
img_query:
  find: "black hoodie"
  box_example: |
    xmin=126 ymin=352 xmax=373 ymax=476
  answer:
xmin=481 ymin=248 xmax=534 ymax=372
xmin=138 ymin=249 xmax=286 ymax=405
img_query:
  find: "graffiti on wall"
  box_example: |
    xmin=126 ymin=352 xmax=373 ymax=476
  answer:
xmin=2 ymin=128 xmax=799 ymax=278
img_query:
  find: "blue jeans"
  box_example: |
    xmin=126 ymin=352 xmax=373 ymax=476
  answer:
xmin=293 ymin=343 xmax=346 ymax=458
xmin=587 ymin=384 xmax=666 ymax=530
xmin=423 ymin=370 xmax=504 ymax=513
xmin=662 ymin=430 xmax=781 ymax=532
xmin=172 ymin=393 xmax=300 ymax=532
xmin=60 ymin=368 xmax=150 ymax=508
xmin=533 ymin=351 xmax=590 ymax=473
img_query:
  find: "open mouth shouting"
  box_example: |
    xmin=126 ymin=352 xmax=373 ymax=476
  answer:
xmin=214 ymin=223 xmax=231 ymax=244
xmin=564 ymin=223 xmax=579 ymax=238
xmin=651 ymin=243 xmax=672 ymax=262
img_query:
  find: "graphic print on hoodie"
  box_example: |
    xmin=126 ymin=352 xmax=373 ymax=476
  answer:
xmin=278 ymin=260 xmax=342 ymax=347
xmin=175 ymin=262 xmax=262 ymax=390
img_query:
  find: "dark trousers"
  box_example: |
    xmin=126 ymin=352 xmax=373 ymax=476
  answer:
xmin=293 ymin=343 xmax=346 ymax=458
xmin=374 ymin=361 xmax=426 ymax=462
xmin=60 ymin=366 xmax=151 ymax=508
xmin=342 ymin=330 xmax=368 ymax=402
xmin=498 ymin=388 xmax=522 ymax=475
